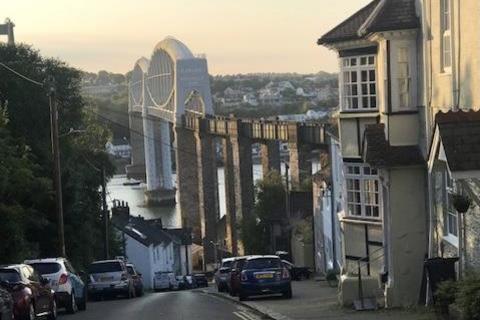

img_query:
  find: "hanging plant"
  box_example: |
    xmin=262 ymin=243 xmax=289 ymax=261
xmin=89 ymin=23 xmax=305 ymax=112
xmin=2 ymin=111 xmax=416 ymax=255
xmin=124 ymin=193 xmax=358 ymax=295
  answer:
xmin=453 ymin=194 xmax=472 ymax=214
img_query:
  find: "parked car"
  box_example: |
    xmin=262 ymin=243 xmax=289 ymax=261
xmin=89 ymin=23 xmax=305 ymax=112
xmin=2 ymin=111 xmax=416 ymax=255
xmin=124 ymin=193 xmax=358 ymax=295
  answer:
xmin=281 ymin=260 xmax=312 ymax=281
xmin=0 ymin=283 xmax=13 ymax=320
xmin=126 ymin=264 xmax=143 ymax=297
xmin=0 ymin=264 xmax=57 ymax=320
xmin=193 ymin=274 xmax=208 ymax=288
xmin=228 ymin=256 xmax=250 ymax=296
xmin=175 ymin=276 xmax=186 ymax=290
xmin=26 ymin=257 xmax=87 ymax=313
xmin=238 ymin=256 xmax=292 ymax=301
xmin=87 ymin=259 xmax=135 ymax=300
xmin=154 ymin=272 xmax=177 ymax=291
xmin=184 ymin=275 xmax=197 ymax=289
xmin=214 ymin=258 xmax=234 ymax=292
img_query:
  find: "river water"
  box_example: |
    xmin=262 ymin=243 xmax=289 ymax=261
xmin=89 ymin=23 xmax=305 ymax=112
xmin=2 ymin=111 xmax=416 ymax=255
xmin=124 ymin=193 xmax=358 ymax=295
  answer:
xmin=107 ymin=165 xmax=263 ymax=228
xmin=107 ymin=161 xmax=320 ymax=227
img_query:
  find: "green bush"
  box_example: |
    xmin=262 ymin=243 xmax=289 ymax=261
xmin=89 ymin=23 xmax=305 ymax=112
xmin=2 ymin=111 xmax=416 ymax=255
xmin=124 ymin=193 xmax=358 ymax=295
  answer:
xmin=456 ymin=274 xmax=480 ymax=320
xmin=435 ymin=280 xmax=458 ymax=311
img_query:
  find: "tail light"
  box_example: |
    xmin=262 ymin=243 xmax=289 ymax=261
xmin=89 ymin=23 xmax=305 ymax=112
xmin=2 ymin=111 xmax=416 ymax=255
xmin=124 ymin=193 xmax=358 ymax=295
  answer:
xmin=282 ymin=268 xmax=290 ymax=280
xmin=121 ymin=273 xmax=128 ymax=281
xmin=241 ymin=271 xmax=248 ymax=282
xmin=59 ymin=273 xmax=68 ymax=285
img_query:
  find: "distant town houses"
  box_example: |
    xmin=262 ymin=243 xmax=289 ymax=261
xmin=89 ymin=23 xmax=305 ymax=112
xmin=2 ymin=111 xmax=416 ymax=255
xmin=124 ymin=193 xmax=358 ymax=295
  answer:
xmin=106 ymin=138 xmax=131 ymax=159
xmin=212 ymin=73 xmax=338 ymax=109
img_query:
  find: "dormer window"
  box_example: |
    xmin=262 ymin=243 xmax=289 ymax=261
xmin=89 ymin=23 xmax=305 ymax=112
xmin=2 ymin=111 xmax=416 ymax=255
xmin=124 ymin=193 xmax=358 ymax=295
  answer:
xmin=340 ymin=55 xmax=377 ymax=111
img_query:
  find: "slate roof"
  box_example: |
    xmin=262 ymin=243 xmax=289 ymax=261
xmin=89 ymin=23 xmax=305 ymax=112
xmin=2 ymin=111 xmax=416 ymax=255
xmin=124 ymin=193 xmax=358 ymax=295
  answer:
xmin=111 ymin=214 xmax=192 ymax=247
xmin=363 ymin=123 xmax=424 ymax=167
xmin=318 ymin=0 xmax=419 ymax=46
xmin=436 ymin=110 xmax=480 ymax=172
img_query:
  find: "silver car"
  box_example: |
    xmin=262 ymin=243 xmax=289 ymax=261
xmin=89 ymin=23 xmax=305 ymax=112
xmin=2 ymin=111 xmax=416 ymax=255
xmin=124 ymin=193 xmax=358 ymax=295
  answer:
xmin=87 ymin=260 xmax=135 ymax=299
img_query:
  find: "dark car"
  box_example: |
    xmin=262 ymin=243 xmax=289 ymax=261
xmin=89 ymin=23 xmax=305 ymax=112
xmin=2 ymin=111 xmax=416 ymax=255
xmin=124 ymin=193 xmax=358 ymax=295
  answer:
xmin=175 ymin=276 xmax=186 ymax=290
xmin=0 ymin=284 xmax=13 ymax=320
xmin=238 ymin=256 xmax=292 ymax=301
xmin=0 ymin=264 xmax=57 ymax=320
xmin=214 ymin=258 xmax=234 ymax=292
xmin=184 ymin=275 xmax=197 ymax=289
xmin=228 ymin=257 xmax=250 ymax=296
xmin=193 ymin=274 xmax=208 ymax=288
xmin=282 ymin=260 xmax=312 ymax=281
xmin=126 ymin=264 xmax=143 ymax=297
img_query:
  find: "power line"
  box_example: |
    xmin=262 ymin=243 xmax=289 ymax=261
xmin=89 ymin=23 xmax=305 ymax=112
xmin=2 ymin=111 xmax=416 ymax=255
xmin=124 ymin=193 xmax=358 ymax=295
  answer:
xmin=85 ymin=107 xmax=264 ymax=177
xmin=0 ymin=62 xmax=44 ymax=87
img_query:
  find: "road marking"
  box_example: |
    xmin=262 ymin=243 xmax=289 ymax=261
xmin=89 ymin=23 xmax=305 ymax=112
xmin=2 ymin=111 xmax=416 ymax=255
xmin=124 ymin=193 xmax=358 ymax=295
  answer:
xmin=233 ymin=311 xmax=260 ymax=320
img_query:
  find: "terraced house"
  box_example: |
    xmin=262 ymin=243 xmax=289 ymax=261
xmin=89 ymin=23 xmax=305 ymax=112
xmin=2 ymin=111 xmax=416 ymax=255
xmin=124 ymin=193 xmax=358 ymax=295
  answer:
xmin=318 ymin=0 xmax=480 ymax=308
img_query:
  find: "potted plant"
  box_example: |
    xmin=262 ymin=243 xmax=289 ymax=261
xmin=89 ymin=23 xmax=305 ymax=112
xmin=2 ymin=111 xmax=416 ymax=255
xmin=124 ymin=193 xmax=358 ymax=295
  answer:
xmin=453 ymin=194 xmax=472 ymax=214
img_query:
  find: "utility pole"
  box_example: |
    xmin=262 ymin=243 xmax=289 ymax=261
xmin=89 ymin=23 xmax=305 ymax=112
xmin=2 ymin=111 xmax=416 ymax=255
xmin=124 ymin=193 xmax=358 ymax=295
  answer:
xmin=101 ymin=167 xmax=109 ymax=259
xmin=48 ymin=76 xmax=66 ymax=257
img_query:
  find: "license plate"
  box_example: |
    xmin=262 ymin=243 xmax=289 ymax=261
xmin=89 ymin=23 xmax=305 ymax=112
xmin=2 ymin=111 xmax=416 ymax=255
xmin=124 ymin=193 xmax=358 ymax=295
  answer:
xmin=255 ymin=273 xmax=273 ymax=279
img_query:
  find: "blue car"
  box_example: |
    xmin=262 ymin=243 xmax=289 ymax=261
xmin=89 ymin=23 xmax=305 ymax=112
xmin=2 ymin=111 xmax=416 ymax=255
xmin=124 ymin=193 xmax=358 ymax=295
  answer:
xmin=238 ymin=256 xmax=292 ymax=301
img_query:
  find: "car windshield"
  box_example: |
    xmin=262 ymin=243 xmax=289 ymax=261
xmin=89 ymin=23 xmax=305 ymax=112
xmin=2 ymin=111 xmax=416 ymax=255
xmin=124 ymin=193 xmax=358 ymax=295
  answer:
xmin=245 ymin=258 xmax=282 ymax=270
xmin=89 ymin=262 xmax=122 ymax=274
xmin=29 ymin=262 xmax=61 ymax=275
xmin=222 ymin=261 xmax=233 ymax=268
xmin=0 ymin=269 xmax=21 ymax=283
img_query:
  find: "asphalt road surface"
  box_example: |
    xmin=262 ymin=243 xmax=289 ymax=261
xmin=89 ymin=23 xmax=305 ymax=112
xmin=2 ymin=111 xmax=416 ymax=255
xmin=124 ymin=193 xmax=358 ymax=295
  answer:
xmin=58 ymin=290 xmax=263 ymax=320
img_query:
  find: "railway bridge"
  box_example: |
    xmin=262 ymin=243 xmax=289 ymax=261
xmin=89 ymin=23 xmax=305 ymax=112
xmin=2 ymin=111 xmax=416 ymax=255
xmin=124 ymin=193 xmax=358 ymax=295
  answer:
xmin=126 ymin=37 xmax=331 ymax=269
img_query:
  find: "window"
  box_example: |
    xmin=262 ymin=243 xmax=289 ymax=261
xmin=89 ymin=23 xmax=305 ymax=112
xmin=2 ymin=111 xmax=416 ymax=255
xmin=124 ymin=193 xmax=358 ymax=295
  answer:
xmin=397 ymin=47 xmax=410 ymax=108
xmin=345 ymin=164 xmax=381 ymax=219
xmin=444 ymin=172 xmax=458 ymax=237
xmin=341 ymin=55 xmax=377 ymax=111
xmin=441 ymin=0 xmax=452 ymax=71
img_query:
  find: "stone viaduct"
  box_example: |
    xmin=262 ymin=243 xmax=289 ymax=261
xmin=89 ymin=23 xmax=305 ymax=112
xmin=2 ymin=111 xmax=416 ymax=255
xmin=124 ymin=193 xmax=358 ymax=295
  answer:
xmin=126 ymin=37 xmax=330 ymax=269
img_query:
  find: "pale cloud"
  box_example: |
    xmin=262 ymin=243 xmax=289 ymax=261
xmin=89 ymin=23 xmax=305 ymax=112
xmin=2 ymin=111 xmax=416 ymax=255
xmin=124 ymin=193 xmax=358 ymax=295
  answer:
xmin=3 ymin=0 xmax=371 ymax=74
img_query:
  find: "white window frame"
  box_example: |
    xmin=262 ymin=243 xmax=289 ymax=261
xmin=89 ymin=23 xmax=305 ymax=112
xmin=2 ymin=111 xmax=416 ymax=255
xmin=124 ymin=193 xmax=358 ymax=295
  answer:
xmin=397 ymin=47 xmax=411 ymax=108
xmin=345 ymin=163 xmax=382 ymax=220
xmin=441 ymin=0 xmax=452 ymax=72
xmin=340 ymin=55 xmax=378 ymax=112
xmin=444 ymin=171 xmax=458 ymax=239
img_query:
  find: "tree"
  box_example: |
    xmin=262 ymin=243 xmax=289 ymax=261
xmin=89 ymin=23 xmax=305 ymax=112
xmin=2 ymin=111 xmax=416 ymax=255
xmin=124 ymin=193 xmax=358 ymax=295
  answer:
xmin=241 ymin=171 xmax=286 ymax=254
xmin=0 ymin=43 xmax=120 ymax=269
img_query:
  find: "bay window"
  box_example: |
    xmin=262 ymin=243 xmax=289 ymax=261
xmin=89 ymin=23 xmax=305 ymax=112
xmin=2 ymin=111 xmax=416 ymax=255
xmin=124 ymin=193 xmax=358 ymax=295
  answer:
xmin=341 ymin=55 xmax=377 ymax=111
xmin=397 ymin=47 xmax=411 ymax=108
xmin=345 ymin=163 xmax=381 ymax=219
xmin=444 ymin=171 xmax=458 ymax=238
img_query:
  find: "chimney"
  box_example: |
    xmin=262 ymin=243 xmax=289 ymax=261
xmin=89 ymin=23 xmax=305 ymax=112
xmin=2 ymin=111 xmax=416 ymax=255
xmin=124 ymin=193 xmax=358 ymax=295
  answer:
xmin=111 ymin=200 xmax=130 ymax=220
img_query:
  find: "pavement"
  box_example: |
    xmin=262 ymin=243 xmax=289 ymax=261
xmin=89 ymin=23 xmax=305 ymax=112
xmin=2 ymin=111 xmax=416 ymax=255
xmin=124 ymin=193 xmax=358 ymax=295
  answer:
xmin=57 ymin=290 xmax=266 ymax=320
xmin=204 ymin=279 xmax=436 ymax=320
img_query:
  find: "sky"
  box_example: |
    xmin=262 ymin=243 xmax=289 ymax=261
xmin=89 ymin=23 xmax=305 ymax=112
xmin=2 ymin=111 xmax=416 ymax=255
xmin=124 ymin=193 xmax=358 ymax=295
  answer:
xmin=3 ymin=0 xmax=371 ymax=75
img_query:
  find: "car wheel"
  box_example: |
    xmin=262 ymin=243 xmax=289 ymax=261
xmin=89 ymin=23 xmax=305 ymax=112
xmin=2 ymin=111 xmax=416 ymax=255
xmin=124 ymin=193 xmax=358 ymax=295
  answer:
xmin=66 ymin=291 xmax=78 ymax=314
xmin=47 ymin=299 xmax=57 ymax=320
xmin=283 ymin=286 xmax=292 ymax=299
xmin=239 ymin=291 xmax=248 ymax=301
xmin=78 ymin=288 xmax=87 ymax=311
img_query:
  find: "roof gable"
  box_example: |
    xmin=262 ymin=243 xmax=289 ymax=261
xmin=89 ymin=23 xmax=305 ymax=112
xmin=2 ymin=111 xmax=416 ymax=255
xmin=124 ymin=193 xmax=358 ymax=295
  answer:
xmin=318 ymin=0 xmax=419 ymax=46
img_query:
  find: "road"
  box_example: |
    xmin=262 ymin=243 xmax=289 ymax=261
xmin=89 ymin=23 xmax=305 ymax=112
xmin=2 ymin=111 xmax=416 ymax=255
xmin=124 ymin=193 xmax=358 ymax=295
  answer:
xmin=58 ymin=290 xmax=264 ymax=320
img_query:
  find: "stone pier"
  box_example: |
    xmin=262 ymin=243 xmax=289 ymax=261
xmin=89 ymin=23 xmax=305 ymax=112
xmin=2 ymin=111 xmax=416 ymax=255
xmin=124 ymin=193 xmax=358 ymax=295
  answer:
xmin=175 ymin=126 xmax=201 ymax=243
xmin=143 ymin=116 xmax=175 ymax=205
xmin=196 ymin=131 xmax=219 ymax=268
xmin=288 ymin=143 xmax=312 ymax=190
xmin=222 ymin=139 xmax=238 ymax=256
xmin=126 ymin=111 xmax=146 ymax=180
xmin=229 ymin=120 xmax=254 ymax=255
xmin=261 ymin=140 xmax=281 ymax=175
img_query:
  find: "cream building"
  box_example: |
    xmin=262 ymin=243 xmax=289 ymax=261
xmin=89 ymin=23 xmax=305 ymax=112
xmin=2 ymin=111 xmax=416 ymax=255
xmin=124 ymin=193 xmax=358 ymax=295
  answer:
xmin=318 ymin=0 xmax=480 ymax=309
